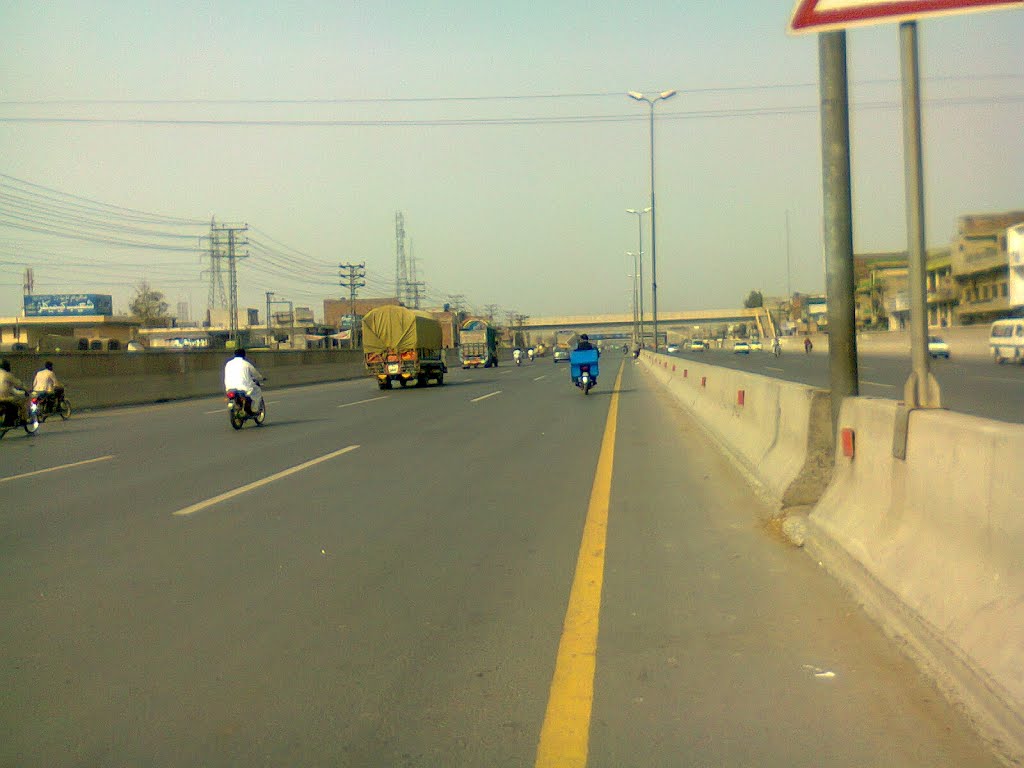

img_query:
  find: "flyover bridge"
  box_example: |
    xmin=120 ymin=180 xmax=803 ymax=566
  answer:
xmin=523 ymin=307 xmax=774 ymax=343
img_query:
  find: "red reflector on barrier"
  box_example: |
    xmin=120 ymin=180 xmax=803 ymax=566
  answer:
xmin=672 ymin=364 xmax=676 ymax=372
xmin=841 ymin=428 xmax=855 ymax=458
xmin=737 ymin=390 xmax=745 ymax=406
xmin=701 ymin=376 xmax=707 ymax=387
xmin=684 ymin=369 xmax=688 ymax=378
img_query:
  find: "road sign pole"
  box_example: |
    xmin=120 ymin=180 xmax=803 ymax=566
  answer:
xmin=818 ymin=30 xmax=859 ymax=435
xmin=899 ymin=20 xmax=941 ymax=412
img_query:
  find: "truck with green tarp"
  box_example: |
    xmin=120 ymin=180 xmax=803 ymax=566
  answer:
xmin=362 ymin=305 xmax=447 ymax=389
xmin=459 ymin=319 xmax=499 ymax=368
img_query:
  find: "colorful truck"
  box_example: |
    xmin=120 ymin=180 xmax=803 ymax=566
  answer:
xmin=459 ymin=319 xmax=499 ymax=368
xmin=362 ymin=305 xmax=447 ymax=389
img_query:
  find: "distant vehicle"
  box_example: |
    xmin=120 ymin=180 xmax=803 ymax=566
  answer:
xmin=363 ymin=306 xmax=447 ymax=389
xmin=748 ymin=339 xmax=762 ymax=351
xmin=666 ymin=343 xmax=680 ymax=353
xmin=927 ymin=336 xmax=950 ymax=359
xmin=989 ymin=319 xmax=1024 ymax=364
xmin=733 ymin=341 xmax=750 ymax=354
xmin=689 ymin=339 xmax=706 ymax=351
xmin=552 ymin=330 xmax=578 ymax=363
xmin=460 ymin=319 xmax=499 ymax=368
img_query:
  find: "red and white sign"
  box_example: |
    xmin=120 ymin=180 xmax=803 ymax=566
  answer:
xmin=789 ymin=0 xmax=1023 ymax=33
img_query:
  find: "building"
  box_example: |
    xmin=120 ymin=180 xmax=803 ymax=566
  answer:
xmin=854 ymin=249 xmax=956 ymax=330
xmin=951 ymin=211 xmax=1024 ymax=325
xmin=1 ymin=293 xmax=141 ymax=351
xmin=323 ymin=297 xmax=402 ymax=329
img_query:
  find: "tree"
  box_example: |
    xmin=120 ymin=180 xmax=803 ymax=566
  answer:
xmin=129 ymin=281 xmax=170 ymax=326
xmin=743 ymin=290 xmax=764 ymax=308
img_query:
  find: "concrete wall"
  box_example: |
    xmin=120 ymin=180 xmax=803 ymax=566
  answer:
xmin=0 ymin=349 xmax=371 ymax=409
xmin=640 ymin=351 xmax=833 ymax=511
xmin=806 ymin=398 xmax=1024 ymax=760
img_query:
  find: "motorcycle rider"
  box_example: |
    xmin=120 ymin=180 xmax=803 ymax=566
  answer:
xmin=31 ymin=361 xmax=62 ymax=408
xmin=0 ymin=359 xmax=28 ymax=426
xmin=527 ymin=348 xmax=535 ymax=362
xmin=575 ymin=334 xmax=595 ymax=352
xmin=513 ymin=347 xmax=522 ymax=365
xmin=772 ymin=337 xmax=782 ymax=357
xmin=224 ymin=348 xmax=265 ymax=416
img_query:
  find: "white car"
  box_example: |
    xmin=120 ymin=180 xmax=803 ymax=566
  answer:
xmin=748 ymin=339 xmax=763 ymax=351
xmin=928 ymin=336 xmax=950 ymax=359
xmin=689 ymin=339 xmax=706 ymax=351
xmin=666 ymin=344 xmax=680 ymax=353
xmin=733 ymin=341 xmax=750 ymax=354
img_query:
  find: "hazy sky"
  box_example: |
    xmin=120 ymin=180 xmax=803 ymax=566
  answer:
xmin=1 ymin=1 xmax=1022 ymax=321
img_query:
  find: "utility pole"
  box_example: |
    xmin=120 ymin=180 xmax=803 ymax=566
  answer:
xmin=818 ymin=32 xmax=858 ymax=434
xmin=339 ymin=262 xmax=367 ymax=349
xmin=210 ymin=222 xmax=248 ymax=342
xmin=265 ymin=291 xmax=274 ymax=348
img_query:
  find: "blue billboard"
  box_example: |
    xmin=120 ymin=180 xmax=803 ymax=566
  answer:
xmin=23 ymin=294 xmax=113 ymax=317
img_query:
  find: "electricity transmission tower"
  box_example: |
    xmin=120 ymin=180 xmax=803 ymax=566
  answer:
xmin=395 ymin=212 xmax=408 ymax=305
xmin=394 ymin=212 xmax=425 ymax=308
xmin=205 ymin=218 xmax=228 ymax=316
xmin=339 ymin=262 xmax=366 ymax=348
xmin=209 ymin=222 xmax=248 ymax=340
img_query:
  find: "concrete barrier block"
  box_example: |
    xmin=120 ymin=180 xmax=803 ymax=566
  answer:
xmin=809 ymin=397 xmax=1024 ymax=760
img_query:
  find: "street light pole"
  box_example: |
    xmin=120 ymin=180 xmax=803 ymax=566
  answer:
xmin=626 ymin=207 xmax=651 ymax=346
xmin=627 ymin=251 xmax=639 ymax=344
xmin=629 ymin=89 xmax=677 ymax=350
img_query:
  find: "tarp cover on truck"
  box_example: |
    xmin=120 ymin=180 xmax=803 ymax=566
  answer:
xmin=362 ymin=305 xmax=443 ymax=353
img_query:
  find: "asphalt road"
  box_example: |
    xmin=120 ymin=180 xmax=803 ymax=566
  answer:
xmin=0 ymin=360 xmax=1002 ymax=766
xmin=666 ymin=346 xmax=1024 ymax=424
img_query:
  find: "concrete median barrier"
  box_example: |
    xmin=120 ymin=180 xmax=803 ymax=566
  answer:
xmin=640 ymin=351 xmax=833 ymax=511
xmin=806 ymin=397 xmax=1024 ymax=761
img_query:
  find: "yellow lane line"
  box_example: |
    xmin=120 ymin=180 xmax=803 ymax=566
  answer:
xmin=172 ymin=445 xmax=360 ymax=517
xmin=0 ymin=455 xmax=115 ymax=484
xmin=535 ymin=361 xmax=624 ymax=768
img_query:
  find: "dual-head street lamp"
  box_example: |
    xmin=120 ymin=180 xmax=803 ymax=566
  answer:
xmin=628 ymin=89 xmax=677 ymax=350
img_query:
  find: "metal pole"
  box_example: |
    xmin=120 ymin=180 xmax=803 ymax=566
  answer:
xmin=818 ymin=30 xmax=859 ymax=434
xmin=900 ymin=20 xmax=941 ymax=410
xmin=265 ymin=291 xmax=273 ymax=348
xmin=626 ymin=252 xmax=634 ymax=342
xmin=648 ymin=102 xmax=659 ymax=351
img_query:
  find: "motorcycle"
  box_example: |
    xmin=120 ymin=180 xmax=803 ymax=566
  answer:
xmin=35 ymin=387 xmax=72 ymax=422
xmin=226 ymin=388 xmax=266 ymax=430
xmin=0 ymin=392 xmax=40 ymax=440
xmin=772 ymin=340 xmax=782 ymax=358
xmin=513 ymin=350 xmax=522 ymax=366
xmin=569 ymin=348 xmax=600 ymax=396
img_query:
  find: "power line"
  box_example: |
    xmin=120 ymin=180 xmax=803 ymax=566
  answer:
xmin=1 ymin=94 xmax=1018 ymax=128
xmin=0 ymin=73 xmax=1018 ymax=106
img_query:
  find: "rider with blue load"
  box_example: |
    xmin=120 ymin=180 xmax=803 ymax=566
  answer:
xmin=575 ymin=334 xmax=595 ymax=351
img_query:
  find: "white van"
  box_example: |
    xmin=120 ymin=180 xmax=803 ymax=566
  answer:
xmin=989 ymin=319 xmax=1024 ymax=364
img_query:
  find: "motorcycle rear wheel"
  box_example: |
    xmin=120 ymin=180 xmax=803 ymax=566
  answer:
xmin=59 ymin=399 xmax=72 ymax=420
xmin=24 ymin=417 xmax=39 ymax=434
xmin=253 ymin=403 xmax=266 ymax=425
xmin=229 ymin=407 xmax=245 ymax=430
